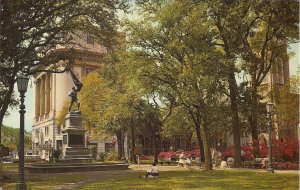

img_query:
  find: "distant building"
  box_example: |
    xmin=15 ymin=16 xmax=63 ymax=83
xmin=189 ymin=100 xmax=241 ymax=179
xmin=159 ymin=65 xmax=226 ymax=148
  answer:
xmin=259 ymin=43 xmax=299 ymax=142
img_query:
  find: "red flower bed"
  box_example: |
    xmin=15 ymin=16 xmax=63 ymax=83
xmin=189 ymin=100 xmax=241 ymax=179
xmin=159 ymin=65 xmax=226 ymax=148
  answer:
xmin=184 ymin=149 xmax=200 ymax=157
xmin=260 ymin=139 xmax=299 ymax=162
xmin=222 ymin=139 xmax=299 ymax=163
xmin=158 ymin=149 xmax=200 ymax=160
xmin=139 ymin=155 xmax=153 ymax=160
xmin=222 ymin=145 xmax=254 ymax=161
xmin=158 ymin=151 xmax=177 ymax=159
xmin=272 ymin=162 xmax=299 ymax=170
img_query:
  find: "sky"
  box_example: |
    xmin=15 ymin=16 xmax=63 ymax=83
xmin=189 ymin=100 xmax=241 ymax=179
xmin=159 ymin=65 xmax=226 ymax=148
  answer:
xmin=2 ymin=43 xmax=299 ymax=132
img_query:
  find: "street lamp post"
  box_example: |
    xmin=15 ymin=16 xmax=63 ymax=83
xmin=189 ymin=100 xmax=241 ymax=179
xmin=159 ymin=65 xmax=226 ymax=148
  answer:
xmin=16 ymin=75 xmax=29 ymax=190
xmin=266 ymin=102 xmax=274 ymax=173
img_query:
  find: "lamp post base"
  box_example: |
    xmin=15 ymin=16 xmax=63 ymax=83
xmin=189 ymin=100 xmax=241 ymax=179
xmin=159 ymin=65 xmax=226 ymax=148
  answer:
xmin=267 ymin=165 xmax=274 ymax=173
xmin=16 ymin=182 xmax=27 ymax=190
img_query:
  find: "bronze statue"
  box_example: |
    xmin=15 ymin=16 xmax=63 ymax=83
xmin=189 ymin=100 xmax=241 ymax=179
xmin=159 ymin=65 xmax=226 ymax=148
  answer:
xmin=68 ymin=69 xmax=83 ymax=112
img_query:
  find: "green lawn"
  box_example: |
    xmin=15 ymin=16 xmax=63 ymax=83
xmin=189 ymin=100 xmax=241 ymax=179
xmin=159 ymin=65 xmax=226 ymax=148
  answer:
xmin=78 ymin=170 xmax=299 ymax=190
xmin=1 ymin=163 xmax=299 ymax=190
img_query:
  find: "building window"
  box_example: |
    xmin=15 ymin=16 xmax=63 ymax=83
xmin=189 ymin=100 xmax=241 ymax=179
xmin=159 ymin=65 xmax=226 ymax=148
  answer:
xmin=87 ymin=35 xmax=94 ymax=45
xmin=35 ymin=129 xmax=39 ymax=138
xmin=57 ymin=126 xmax=61 ymax=135
xmin=44 ymin=126 xmax=49 ymax=137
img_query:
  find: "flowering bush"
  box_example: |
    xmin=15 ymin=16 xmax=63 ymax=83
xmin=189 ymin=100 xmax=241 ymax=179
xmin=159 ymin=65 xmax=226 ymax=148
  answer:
xmin=158 ymin=149 xmax=200 ymax=160
xmin=222 ymin=139 xmax=299 ymax=163
xmin=158 ymin=151 xmax=177 ymax=160
xmin=222 ymin=145 xmax=254 ymax=161
xmin=260 ymin=139 xmax=299 ymax=162
xmin=272 ymin=162 xmax=299 ymax=170
xmin=139 ymin=155 xmax=154 ymax=160
xmin=184 ymin=149 xmax=200 ymax=157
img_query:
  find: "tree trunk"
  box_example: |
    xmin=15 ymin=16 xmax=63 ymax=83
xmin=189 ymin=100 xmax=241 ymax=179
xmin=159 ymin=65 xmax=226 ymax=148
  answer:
xmin=228 ymin=69 xmax=242 ymax=167
xmin=249 ymin=82 xmax=260 ymax=157
xmin=116 ymin=131 xmax=123 ymax=160
xmin=200 ymin=114 xmax=212 ymax=170
xmin=193 ymin=114 xmax=205 ymax=163
xmin=130 ymin=124 xmax=137 ymax=163
xmin=153 ymin=134 xmax=158 ymax=164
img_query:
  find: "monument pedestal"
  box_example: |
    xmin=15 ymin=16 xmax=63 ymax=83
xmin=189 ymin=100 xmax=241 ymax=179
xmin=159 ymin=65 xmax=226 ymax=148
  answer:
xmin=61 ymin=112 xmax=94 ymax=162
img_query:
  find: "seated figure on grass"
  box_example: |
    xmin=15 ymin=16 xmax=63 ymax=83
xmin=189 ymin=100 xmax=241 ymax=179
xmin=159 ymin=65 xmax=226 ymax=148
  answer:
xmin=145 ymin=163 xmax=159 ymax=178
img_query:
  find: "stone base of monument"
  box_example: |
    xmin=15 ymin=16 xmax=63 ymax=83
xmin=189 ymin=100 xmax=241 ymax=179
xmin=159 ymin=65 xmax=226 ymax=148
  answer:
xmin=61 ymin=112 xmax=94 ymax=162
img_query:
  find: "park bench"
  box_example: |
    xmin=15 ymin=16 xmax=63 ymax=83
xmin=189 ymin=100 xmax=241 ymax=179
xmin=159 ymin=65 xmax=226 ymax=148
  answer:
xmin=252 ymin=158 xmax=263 ymax=168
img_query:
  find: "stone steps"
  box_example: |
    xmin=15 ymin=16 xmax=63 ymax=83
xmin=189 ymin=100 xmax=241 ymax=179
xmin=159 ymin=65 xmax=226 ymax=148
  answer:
xmin=63 ymin=155 xmax=94 ymax=159
xmin=64 ymin=150 xmax=90 ymax=155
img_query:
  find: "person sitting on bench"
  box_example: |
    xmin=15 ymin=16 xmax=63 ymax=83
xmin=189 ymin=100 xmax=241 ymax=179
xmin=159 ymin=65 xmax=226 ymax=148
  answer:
xmin=145 ymin=163 xmax=159 ymax=178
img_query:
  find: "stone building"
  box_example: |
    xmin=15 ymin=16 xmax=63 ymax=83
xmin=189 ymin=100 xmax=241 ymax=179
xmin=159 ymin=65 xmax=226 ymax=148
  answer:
xmin=259 ymin=43 xmax=299 ymax=142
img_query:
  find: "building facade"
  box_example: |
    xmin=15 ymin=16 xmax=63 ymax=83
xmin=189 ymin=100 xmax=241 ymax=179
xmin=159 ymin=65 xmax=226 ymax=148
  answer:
xmin=32 ymin=32 xmax=109 ymax=159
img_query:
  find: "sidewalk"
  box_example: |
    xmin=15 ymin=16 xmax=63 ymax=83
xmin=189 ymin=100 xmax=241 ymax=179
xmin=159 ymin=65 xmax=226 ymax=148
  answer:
xmin=215 ymin=167 xmax=299 ymax=174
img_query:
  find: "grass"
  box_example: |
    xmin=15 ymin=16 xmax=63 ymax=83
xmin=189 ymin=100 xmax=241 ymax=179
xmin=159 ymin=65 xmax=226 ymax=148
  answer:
xmin=1 ymin=163 xmax=299 ymax=190
xmin=78 ymin=170 xmax=299 ymax=190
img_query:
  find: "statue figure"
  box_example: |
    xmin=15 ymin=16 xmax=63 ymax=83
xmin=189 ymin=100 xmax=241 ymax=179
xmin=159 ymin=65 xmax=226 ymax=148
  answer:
xmin=68 ymin=68 xmax=83 ymax=112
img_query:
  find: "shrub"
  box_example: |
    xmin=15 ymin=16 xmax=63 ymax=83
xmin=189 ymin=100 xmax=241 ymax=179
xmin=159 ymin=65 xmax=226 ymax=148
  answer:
xmin=52 ymin=149 xmax=61 ymax=162
xmin=98 ymin=152 xmax=107 ymax=162
xmin=139 ymin=155 xmax=153 ymax=160
xmin=158 ymin=149 xmax=200 ymax=161
xmin=272 ymin=162 xmax=299 ymax=170
xmin=106 ymin=151 xmax=118 ymax=161
xmin=222 ymin=145 xmax=254 ymax=161
xmin=222 ymin=139 xmax=299 ymax=163
xmin=260 ymin=139 xmax=299 ymax=162
xmin=158 ymin=151 xmax=177 ymax=160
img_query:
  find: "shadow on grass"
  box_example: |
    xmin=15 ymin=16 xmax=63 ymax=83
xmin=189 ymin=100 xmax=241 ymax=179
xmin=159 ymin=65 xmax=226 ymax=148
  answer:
xmin=0 ymin=170 xmax=95 ymax=190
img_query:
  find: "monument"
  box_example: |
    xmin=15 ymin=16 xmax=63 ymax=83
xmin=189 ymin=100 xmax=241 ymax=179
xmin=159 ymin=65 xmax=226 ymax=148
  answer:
xmin=61 ymin=68 xmax=93 ymax=162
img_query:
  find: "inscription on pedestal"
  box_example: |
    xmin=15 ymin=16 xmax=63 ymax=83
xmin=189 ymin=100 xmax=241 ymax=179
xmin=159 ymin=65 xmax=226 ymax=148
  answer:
xmin=69 ymin=134 xmax=84 ymax=145
xmin=69 ymin=117 xmax=82 ymax=127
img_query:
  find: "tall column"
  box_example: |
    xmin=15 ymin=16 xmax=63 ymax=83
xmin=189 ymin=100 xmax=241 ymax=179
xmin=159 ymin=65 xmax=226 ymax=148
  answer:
xmin=35 ymin=79 xmax=41 ymax=119
xmin=45 ymin=73 xmax=51 ymax=114
xmin=40 ymin=75 xmax=45 ymax=117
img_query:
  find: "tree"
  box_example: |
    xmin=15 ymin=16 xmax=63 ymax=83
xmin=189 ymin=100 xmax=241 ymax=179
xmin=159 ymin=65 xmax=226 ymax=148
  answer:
xmin=0 ymin=0 xmax=128 ymax=145
xmin=125 ymin=1 xmax=233 ymax=170
xmin=206 ymin=0 xmax=299 ymax=160
xmin=162 ymin=107 xmax=194 ymax=151
xmin=1 ymin=125 xmax=31 ymax=151
xmin=80 ymin=57 xmax=145 ymax=160
xmin=206 ymin=0 xmax=258 ymax=167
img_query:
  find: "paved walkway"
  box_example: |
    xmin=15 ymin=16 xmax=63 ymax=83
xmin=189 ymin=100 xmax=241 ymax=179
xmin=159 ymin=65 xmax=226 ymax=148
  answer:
xmin=52 ymin=170 xmax=135 ymax=190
